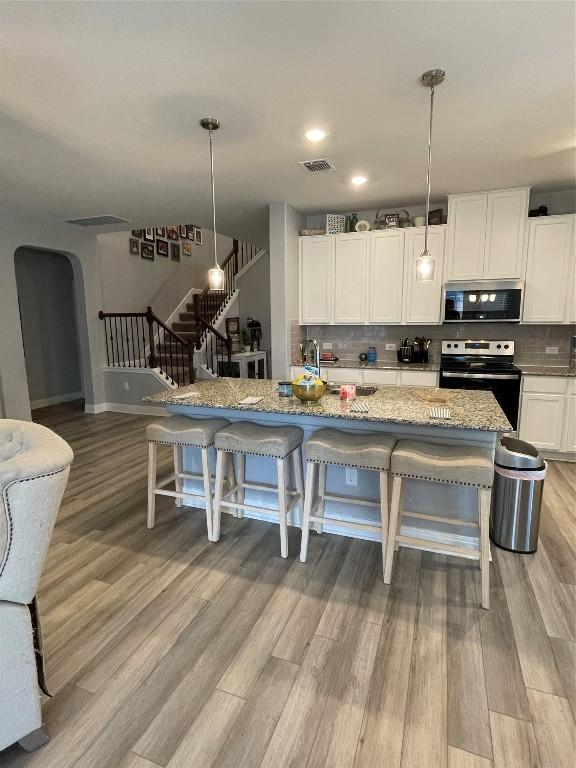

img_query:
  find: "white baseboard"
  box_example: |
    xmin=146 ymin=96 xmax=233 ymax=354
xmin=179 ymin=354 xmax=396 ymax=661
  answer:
xmin=84 ymin=402 xmax=170 ymax=417
xmin=31 ymin=391 xmax=83 ymax=409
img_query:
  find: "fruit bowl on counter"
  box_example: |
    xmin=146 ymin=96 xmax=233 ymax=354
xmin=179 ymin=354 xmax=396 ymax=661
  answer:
xmin=291 ymin=378 xmax=327 ymax=404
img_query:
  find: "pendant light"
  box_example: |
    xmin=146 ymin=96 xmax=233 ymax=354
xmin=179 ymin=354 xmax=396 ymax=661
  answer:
xmin=201 ymin=117 xmax=225 ymax=291
xmin=416 ymin=69 xmax=445 ymax=283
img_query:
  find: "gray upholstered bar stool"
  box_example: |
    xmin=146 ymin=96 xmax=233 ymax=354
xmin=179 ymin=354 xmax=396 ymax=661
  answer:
xmin=383 ymin=440 xmax=494 ymax=608
xmin=212 ymin=422 xmax=304 ymax=558
xmin=147 ymin=415 xmax=230 ymax=541
xmin=300 ymin=428 xmax=396 ymax=579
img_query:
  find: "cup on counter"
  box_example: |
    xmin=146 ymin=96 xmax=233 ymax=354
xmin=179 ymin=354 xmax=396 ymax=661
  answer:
xmin=340 ymin=384 xmax=356 ymax=401
xmin=278 ymin=381 xmax=293 ymax=397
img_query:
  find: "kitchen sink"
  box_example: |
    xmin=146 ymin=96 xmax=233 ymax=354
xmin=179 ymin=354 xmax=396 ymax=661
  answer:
xmin=327 ymin=385 xmax=377 ymax=397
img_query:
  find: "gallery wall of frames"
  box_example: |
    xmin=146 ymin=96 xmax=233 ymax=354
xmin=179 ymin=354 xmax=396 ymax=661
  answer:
xmin=129 ymin=224 xmax=203 ymax=262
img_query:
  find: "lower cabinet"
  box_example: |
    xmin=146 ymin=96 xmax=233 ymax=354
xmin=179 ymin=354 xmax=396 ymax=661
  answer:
xmin=290 ymin=366 xmax=439 ymax=388
xmin=519 ymin=376 xmax=575 ymax=453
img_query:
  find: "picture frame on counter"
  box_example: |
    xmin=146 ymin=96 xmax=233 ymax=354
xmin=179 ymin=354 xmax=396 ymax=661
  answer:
xmin=428 ymin=208 xmax=443 ymax=225
xmin=129 ymin=238 xmax=140 ymax=255
xmin=156 ymin=239 xmax=169 ymax=257
xmin=383 ymin=213 xmax=400 ymax=229
xmin=141 ymin=242 xmax=154 ymax=260
xmin=143 ymin=228 xmax=155 ymax=242
xmin=194 ymin=226 xmax=202 ymax=245
xmin=182 ymin=241 xmax=192 ymax=256
xmin=170 ymin=242 xmax=180 ymax=261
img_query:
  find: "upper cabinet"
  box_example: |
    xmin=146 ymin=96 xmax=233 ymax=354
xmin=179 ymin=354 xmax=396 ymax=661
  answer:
xmin=300 ymin=235 xmax=334 ymax=324
xmin=334 ymin=233 xmax=367 ymax=323
xmin=402 ymin=225 xmax=446 ymax=324
xmin=445 ymin=187 xmax=530 ymax=281
xmin=367 ymin=230 xmax=404 ymax=324
xmin=522 ymin=214 xmax=575 ymax=324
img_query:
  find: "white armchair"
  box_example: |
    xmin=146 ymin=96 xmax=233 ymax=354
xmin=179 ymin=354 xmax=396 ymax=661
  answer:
xmin=0 ymin=419 xmax=73 ymax=753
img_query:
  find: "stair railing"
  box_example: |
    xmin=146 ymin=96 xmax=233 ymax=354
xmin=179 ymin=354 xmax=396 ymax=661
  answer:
xmin=192 ymin=297 xmax=232 ymax=375
xmin=98 ymin=306 xmax=195 ymax=386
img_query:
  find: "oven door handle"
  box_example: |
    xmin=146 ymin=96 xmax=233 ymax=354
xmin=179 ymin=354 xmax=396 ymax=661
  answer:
xmin=441 ymin=371 xmax=519 ymax=381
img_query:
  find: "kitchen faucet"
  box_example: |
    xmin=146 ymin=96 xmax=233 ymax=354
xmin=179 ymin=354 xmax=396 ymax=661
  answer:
xmin=301 ymin=338 xmax=321 ymax=380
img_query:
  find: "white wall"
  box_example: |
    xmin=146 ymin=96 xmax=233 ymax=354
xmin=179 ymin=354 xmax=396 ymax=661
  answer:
xmin=98 ymin=228 xmax=233 ymax=321
xmin=269 ymin=202 xmax=305 ymax=379
xmin=237 ymin=251 xmax=271 ymax=357
xmin=0 ymin=201 xmax=105 ymax=420
xmin=15 ymin=249 xmax=83 ymax=407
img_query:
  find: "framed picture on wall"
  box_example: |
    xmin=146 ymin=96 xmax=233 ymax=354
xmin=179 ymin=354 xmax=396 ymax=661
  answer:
xmin=129 ymin=238 xmax=140 ymax=255
xmin=194 ymin=226 xmax=203 ymax=245
xmin=428 ymin=208 xmax=443 ymax=225
xmin=141 ymin=242 xmax=154 ymax=260
xmin=170 ymin=242 xmax=181 ymax=261
xmin=179 ymin=225 xmax=187 ymax=239
xmin=155 ymin=227 xmax=166 ymax=237
xmin=182 ymin=242 xmax=192 ymax=256
xmin=186 ymin=224 xmax=195 ymax=240
xmin=166 ymin=225 xmax=179 ymax=241
xmin=143 ymin=228 xmax=155 ymax=242
xmin=132 ymin=229 xmax=144 ymax=238
xmin=156 ymin=239 xmax=169 ymax=257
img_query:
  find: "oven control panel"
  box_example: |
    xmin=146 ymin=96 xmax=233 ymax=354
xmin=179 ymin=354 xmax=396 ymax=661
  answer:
xmin=441 ymin=340 xmax=515 ymax=356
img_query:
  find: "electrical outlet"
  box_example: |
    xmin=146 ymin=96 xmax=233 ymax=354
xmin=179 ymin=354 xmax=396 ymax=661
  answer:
xmin=546 ymin=346 xmax=559 ymax=355
xmin=123 ymin=381 xmax=130 ymax=391
xmin=385 ymin=343 xmax=396 ymax=351
xmin=345 ymin=468 xmax=358 ymax=486
xmin=322 ymin=342 xmax=333 ymax=350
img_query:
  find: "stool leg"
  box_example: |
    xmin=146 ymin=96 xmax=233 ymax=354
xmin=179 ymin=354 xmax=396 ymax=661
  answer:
xmin=300 ymin=461 xmax=316 ymax=563
xmin=379 ymin=471 xmax=389 ymax=581
xmin=317 ymin=463 xmax=327 ymax=534
xmin=277 ymin=458 xmax=289 ymax=558
xmin=384 ymin=476 xmax=402 ymax=584
xmin=292 ymin=448 xmax=305 ymax=527
xmin=212 ymin=450 xmax=225 ymax=542
xmin=394 ymin=479 xmax=404 ymax=552
xmin=236 ymin=454 xmax=246 ymax=518
xmin=147 ymin=442 xmax=157 ymax=530
xmin=173 ymin=445 xmax=183 ymax=508
xmin=201 ymin=447 xmax=214 ymax=541
xmin=479 ymin=487 xmax=491 ymax=609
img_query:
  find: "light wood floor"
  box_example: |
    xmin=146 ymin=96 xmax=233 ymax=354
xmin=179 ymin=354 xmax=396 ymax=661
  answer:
xmin=1 ymin=403 xmax=575 ymax=768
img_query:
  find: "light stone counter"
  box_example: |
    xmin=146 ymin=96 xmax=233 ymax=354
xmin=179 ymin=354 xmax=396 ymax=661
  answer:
xmin=145 ymin=379 xmax=511 ymax=549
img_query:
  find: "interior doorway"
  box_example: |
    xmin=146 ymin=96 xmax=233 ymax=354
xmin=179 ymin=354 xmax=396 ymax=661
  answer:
xmin=14 ymin=247 xmax=84 ymax=418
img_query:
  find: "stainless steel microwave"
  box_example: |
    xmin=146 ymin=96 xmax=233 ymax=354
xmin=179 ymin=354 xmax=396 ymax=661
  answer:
xmin=443 ymin=280 xmax=523 ymax=323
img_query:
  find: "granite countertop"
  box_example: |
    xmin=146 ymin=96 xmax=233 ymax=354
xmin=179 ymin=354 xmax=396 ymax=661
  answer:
xmin=145 ymin=378 xmax=511 ymax=432
xmin=291 ymin=360 xmax=440 ymax=373
xmin=519 ymin=365 xmax=576 ymax=378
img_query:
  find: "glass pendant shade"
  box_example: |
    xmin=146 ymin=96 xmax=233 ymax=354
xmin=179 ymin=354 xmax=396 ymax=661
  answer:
xmin=416 ymin=249 xmax=435 ymax=282
xmin=208 ymin=265 xmax=225 ymax=291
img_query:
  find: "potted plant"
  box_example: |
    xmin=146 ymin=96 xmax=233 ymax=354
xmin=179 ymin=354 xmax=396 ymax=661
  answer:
xmin=241 ymin=328 xmax=252 ymax=352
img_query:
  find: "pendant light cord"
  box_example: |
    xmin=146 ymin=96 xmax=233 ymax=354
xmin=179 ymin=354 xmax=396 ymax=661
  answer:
xmin=209 ymin=130 xmax=218 ymax=268
xmin=424 ymin=84 xmax=435 ymax=254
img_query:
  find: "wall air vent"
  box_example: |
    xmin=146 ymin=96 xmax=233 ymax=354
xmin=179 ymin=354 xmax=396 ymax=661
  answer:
xmin=66 ymin=215 xmax=132 ymax=227
xmin=298 ymin=158 xmax=336 ymax=173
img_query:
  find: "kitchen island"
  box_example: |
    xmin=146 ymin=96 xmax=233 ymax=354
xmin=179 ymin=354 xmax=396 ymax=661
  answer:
xmin=145 ymin=379 xmax=511 ymax=548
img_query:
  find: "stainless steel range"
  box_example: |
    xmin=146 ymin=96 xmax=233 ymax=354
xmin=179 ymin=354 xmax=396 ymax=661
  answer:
xmin=439 ymin=340 xmax=521 ymax=430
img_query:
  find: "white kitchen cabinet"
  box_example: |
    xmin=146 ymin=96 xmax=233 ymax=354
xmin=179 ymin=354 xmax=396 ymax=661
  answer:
xmin=402 ymin=225 xmax=445 ymax=324
xmin=334 ymin=234 xmax=367 ymax=324
xmin=445 ymin=193 xmax=487 ymax=280
xmin=367 ymin=230 xmax=404 ymax=324
xmin=522 ymin=214 xmax=575 ymax=323
xmin=483 ymin=188 xmax=529 ymax=279
xmin=399 ymin=370 xmax=439 ymax=388
xmin=519 ymin=392 xmax=566 ymax=451
xmin=563 ymin=392 xmax=576 ymax=453
xmin=445 ymin=187 xmax=529 ymax=280
xmin=362 ymin=369 xmax=398 ymax=386
xmin=300 ymin=236 xmax=334 ymax=324
xmin=323 ymin=367 xmax=363 ymax=384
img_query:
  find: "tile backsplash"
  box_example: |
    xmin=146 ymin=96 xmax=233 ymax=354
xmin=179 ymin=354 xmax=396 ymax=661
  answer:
xmin=299 ymin=323 xmax=576 ymax=367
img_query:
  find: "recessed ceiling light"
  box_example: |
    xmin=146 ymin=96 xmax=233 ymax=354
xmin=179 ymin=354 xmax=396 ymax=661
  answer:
xmin=305 ymin=128 xmax=327 ymax=142
xmin=351 ymin=175 xmax=368 ymax=186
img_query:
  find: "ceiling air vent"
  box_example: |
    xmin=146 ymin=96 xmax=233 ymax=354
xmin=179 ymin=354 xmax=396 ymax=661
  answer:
xmin=298 ymin=158 xmax=336 ymax=174
xmin=66 ymin=215 xmax=132 ymax=227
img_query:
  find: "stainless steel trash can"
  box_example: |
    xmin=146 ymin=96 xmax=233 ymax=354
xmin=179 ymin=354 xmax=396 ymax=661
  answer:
xmin=490 ymin=436 xmax=546 ymax=553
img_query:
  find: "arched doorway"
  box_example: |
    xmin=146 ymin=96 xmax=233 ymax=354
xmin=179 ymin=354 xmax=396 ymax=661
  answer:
xmin=14 ymin=247 xmax=84 ymax=418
